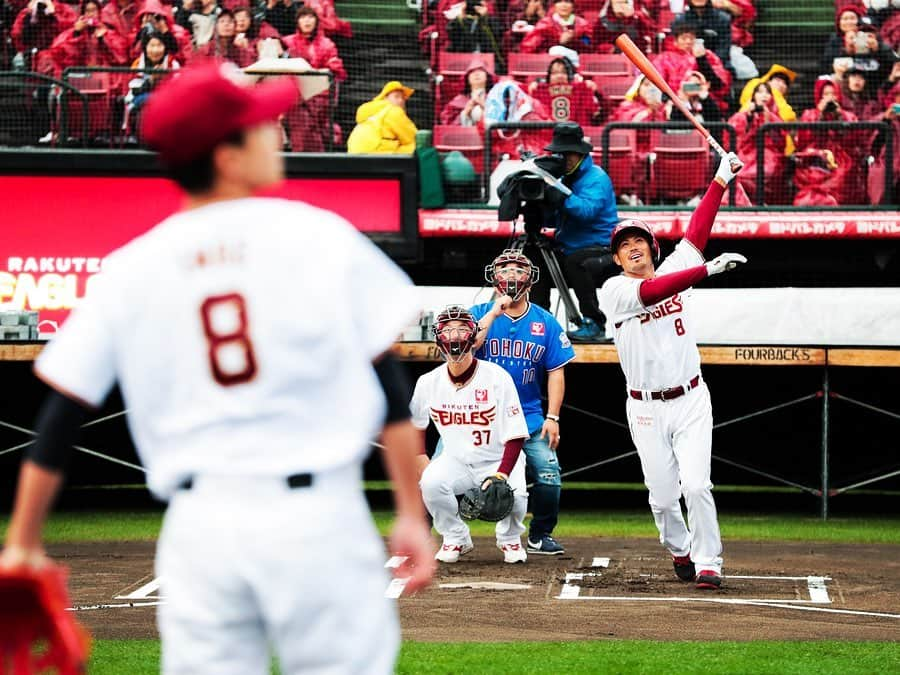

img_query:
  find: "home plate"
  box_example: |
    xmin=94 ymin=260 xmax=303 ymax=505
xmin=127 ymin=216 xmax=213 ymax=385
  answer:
xmin=439 ymin=582 xmax=532 ymax=591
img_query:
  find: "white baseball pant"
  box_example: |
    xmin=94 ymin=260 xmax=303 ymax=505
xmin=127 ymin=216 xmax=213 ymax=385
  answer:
xmin=419 ymin=453 xmax=527 ymax=546
xmin=156 ymin=465 xmax=398 ymax=675
xmin=626 ymin=382 xmax=724 ymax=574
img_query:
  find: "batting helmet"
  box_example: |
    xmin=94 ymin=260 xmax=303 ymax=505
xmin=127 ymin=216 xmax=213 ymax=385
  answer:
xmin=433 ymin=305 xmax=478 ymax=362
xmin=611 ymin=219 xmax=660 ymax=261
xmin=484 ymin=249 xmax=540 ymax=301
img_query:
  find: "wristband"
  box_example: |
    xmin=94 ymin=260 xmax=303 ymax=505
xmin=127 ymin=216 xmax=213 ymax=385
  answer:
xmin=546 ymin=414 xmax=560 ymax=422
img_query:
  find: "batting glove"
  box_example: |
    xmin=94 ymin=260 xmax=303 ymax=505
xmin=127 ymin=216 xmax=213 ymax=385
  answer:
xmin=714 ymin=152 xmax=744 ymax=185
xmin=705 ymin=252 xmax=747 ymax=276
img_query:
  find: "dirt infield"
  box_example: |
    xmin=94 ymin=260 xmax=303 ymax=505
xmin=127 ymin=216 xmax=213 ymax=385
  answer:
xmin=55 ymin=538 xmax=900 ymax=642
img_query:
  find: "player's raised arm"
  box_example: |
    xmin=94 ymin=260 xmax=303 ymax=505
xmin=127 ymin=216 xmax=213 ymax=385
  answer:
xmin=683 ymin=152 xmax=744 ymax=253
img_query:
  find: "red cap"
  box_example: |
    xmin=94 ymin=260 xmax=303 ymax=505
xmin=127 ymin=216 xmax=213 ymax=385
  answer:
xmin=142 ymin=59 xmax=299 ymax=166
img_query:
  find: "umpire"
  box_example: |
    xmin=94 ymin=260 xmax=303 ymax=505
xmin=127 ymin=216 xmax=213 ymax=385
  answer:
xmin=528 ymin=122 xmax=619 ymax=342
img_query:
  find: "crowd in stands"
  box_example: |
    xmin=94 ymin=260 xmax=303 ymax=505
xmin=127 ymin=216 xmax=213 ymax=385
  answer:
xmin=1 ymin=0 xmax=898 ymax=203
xmin=5 ymin=0 xmax=348 ymax=148
xmin=423 ymin=0 xmax=899 ymax=205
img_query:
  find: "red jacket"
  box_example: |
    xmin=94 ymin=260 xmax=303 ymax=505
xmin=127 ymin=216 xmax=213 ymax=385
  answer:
xmin=101 ymin=0 xmax=140 ymax=40
xmin=530 ymin=80 xmax=599 ymax=127
xmin=49 ymin=22 xmax=130 ymax=74
xmin=651 ymin=45 xmax=732 ymax=110
xmin=198 ymin=37 xmax=255 ymax=67
xmin=592 ymin=4 xmax=655 ymax=54
xmin=11 ymin=2 xmax=76 ymax=52
xmin=282 ymin=30 xmax=346 ymax=81
xmin=303 ymin=0 xmax=352 ymax=39
xmin=519 ymin=12 xmax=592 ymax=53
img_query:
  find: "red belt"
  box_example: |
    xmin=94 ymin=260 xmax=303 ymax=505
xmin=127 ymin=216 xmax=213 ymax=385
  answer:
xmin=630 ymin=375 xmax=701 ymax=402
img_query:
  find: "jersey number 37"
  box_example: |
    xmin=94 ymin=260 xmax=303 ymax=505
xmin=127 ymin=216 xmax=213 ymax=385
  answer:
xmin=200 ymin=293 xmax=258 ymax=386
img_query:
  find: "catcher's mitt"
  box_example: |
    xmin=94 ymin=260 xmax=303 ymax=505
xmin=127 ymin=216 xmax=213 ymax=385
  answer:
xmin=0 ymin=564 xmax=92 ymax=675
xmin=459 ymin=474 xmax=514 ymax=522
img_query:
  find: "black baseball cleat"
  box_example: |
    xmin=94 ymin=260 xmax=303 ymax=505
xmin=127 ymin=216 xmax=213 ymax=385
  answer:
xmin=695 ymin=569 xmax=722 ymax=590
xmin=672 ymin=555 xmax=695 ymax=582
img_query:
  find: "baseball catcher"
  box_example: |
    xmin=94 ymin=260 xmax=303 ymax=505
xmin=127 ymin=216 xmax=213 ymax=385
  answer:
xmin=411 ymin=305 xmax=531 ymax=564
xmin=0 ymin=563 xmax=91 ymax=674
xmin=459 ymin=474 xmax=515 ymax=522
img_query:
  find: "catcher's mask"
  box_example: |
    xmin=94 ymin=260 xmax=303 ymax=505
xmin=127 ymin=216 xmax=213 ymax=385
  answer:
xmin=611 ymin=219 xmax=660 ymax=263
xmin=484 ymin=249 xmax=540 ymax=301
xmin=433 ymin=305 xmax=478 ymax=363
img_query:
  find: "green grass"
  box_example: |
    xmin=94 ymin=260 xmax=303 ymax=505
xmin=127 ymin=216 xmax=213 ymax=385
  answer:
xmin=87 ymin=640 xmax=900 ymax=674
xmin=3 ymin=510 xmax=900 ymax=545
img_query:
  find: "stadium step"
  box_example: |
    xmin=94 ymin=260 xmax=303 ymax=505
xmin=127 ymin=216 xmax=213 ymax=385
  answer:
xmin=335 ymin=0 xmax=419 ymax=32
xmin=755 ymin=0 xmax=834 ymax=33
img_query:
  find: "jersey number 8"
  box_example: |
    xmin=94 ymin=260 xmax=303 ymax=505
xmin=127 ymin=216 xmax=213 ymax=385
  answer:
xmin=200 ymin=293 xmax=258 ymax=386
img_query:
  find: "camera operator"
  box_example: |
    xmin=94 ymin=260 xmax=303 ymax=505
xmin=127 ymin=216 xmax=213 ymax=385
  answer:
xmin=527 ymin=121 xmax=619 ymax=342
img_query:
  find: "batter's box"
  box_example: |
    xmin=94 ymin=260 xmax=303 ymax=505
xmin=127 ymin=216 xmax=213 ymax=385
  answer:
xmin=556 ymin=555 xmax=833 ymax=605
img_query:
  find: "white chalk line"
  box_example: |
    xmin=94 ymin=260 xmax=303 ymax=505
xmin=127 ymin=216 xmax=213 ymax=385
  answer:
xmin=552 ymin=595 xmax=900 ymax=620
xmin=68 ymin=601 xmax=163 ymax=612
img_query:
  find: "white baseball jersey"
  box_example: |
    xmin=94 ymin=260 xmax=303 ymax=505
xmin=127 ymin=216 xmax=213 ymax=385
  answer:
xmin=599 ymin=240 xmax=704 ymax=390
xmin=35 ymin=197 xmax=418 ymax=500
xmin=409 ymin=360 xmax=529 ymax=465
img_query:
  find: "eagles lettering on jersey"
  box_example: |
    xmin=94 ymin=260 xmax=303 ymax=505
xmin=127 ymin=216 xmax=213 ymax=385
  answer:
xmin=638 ymin=294 xmax=684 ymax=324
xmin=430 ymin=405 xmax=497 ymax=427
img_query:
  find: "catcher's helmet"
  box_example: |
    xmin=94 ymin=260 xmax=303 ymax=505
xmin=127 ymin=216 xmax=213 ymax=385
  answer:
xmin=484 ymin=248 xmax=540 ymax=301
xmin=433 ymin=305 xmax=478 ymax=362
xmin=611 ymin=219 xmax=660 ymax=261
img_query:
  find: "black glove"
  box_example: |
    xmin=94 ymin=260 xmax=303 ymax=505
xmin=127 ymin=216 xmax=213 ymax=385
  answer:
xmin=458 ymin=474 xmax=514 ymax=522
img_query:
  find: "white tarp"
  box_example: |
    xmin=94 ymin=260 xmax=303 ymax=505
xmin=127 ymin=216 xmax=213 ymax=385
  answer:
xmin=414 ymin=287 xmax=900 ymax=346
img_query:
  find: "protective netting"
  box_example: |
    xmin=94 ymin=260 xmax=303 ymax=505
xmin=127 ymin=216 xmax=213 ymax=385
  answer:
xmin=0 ymin=0 xmax=896 ymax=205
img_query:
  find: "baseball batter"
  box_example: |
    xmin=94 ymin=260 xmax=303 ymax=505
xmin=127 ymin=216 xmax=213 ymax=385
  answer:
xmin=412 ymin=306 xmax=531 ymax=564
xmin=0 ymin=61 xmax=434 ymax=674
xmin=471 ymin=249 xmax=576 ymax=555
xmin=598 ymin=152 xmax=747 ymax=590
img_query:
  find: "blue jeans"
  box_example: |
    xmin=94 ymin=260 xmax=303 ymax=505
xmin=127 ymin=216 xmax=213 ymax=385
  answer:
xmin=432 ymin=428 xmax=561 ymax=539
xmin=523 ymin=429 xmax=561 ymax=540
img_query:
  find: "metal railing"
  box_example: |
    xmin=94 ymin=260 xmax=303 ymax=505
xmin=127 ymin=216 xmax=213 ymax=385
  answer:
xmin=0 ymin=71 xmax=88 ymax=147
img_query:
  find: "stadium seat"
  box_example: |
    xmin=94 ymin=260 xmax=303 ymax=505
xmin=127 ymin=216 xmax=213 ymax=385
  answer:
xmin=593 ymin=74 xmax=633 ymax=103
xmin=648 ymin=129 xmax=712 ymax=201
xmin=433 ymin=124 xmax=485 ymax=173
xmin=580 ymin=53 xmax=632 ymax=77
xmin=438 ymin=51 xmax=496 ymax=75
xmin=508 ymin=52 xmax=555 ymax=81
xmin=605 ymin=128 xmax=645 ymax=199
xmin=61 ymin=71 xmax=113 ymax=143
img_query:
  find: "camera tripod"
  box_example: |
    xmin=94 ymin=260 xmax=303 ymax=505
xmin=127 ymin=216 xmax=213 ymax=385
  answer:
xmin=511 ymin=229 xmax=585 ymax=329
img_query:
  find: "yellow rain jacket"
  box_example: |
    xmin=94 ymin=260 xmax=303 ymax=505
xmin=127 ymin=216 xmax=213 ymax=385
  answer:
xmin=739 ymin=64 xmax=797 ymax=155
xmin=347 ymin=99 xmax=418 ymax=154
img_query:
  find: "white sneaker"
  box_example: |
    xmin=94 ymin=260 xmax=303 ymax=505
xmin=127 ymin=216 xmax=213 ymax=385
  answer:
xmin=435 ymin=541 xmax=474 ymax=563
xmin=498 ymin=542 xmax=527 ymax=564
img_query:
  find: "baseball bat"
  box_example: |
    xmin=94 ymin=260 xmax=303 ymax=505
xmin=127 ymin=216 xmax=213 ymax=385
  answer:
xmin=614 ymin=33 xmax=727 ymax=159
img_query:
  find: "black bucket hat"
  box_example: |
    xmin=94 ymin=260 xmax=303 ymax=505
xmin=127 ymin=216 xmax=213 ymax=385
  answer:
xmin=544 ymin=121 xmax=593 ymax=154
